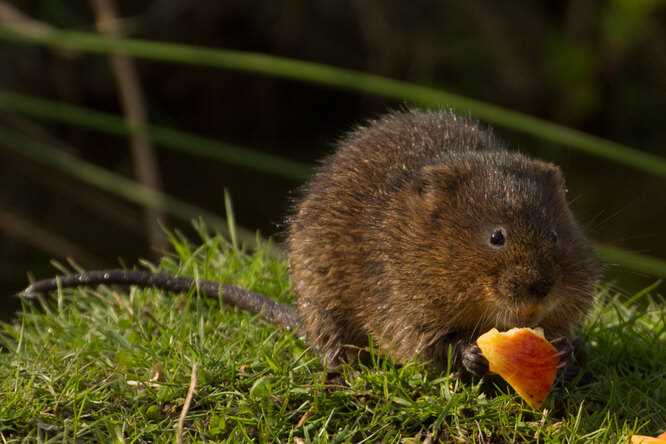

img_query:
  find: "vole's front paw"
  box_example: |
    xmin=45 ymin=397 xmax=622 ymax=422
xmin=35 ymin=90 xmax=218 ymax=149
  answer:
xmin=551 ymin=336 xmax=586 ymax=384
xmin=461 ymin=342 xmax=489 ymax=377
xmin=551 ymin=336 xmax=575 ymax=369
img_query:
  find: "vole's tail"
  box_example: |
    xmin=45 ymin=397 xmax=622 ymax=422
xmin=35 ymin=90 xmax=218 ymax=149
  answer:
xmin=20 ymin=269 xmax=300 ymax=331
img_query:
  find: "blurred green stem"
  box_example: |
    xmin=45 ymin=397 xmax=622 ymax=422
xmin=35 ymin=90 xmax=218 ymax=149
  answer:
xmin=0 ymin=127 xmax=266 ymax=251
xmin=594 ymin=243 xmax=666 ymax=279
xmin=0 ymin=92 xmax=312 ymax=181
xmin=91 ymin=0 xmax=167 ymax=253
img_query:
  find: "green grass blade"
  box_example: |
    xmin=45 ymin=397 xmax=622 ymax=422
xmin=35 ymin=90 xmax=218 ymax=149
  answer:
xmin=0 ymin=26 xmax=665 ymax=177
xmin=0 ymin=127 xmax=263 ymax=249
xmin=0 ymin=92 xmax=311 ymax=181
xmin=224 ymin=189 xmax=238 ymax=252
xmin=624 ymin=280 xmax=662 ymax=306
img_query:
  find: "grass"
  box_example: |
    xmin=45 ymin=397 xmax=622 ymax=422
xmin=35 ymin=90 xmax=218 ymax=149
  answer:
xmin=0 ymin=227 xmax=664 ymax=443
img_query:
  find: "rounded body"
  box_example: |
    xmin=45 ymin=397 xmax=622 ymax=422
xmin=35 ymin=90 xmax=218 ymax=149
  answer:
xmin=288 ymin=110 xmax=599 ymax=368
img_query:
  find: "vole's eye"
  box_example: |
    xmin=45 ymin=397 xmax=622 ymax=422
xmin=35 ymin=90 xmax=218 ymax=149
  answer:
xmin=489 ymin=227 xmax=506 ymax=248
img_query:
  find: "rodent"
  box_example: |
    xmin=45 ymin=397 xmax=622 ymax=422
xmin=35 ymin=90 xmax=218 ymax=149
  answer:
xmin=21 ymin=110 xmax=600 ymax=376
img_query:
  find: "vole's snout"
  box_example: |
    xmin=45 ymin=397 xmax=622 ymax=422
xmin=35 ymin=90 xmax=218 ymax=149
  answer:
xmin=499 ymin=265 xmax=556 ymax=303
xmin=527 ymin=277 xmax=553 ymax=299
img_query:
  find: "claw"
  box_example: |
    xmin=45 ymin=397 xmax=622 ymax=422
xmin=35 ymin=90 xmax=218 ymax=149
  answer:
xmin=555 ymin=350 xmax=571 ymax=360
xmin=551 ymin=336 xmax=576 ymax=370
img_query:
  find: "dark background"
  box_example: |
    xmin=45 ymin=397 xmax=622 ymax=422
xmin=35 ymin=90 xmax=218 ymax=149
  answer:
xmin=1 ymin=1 xmax=665 ymax=319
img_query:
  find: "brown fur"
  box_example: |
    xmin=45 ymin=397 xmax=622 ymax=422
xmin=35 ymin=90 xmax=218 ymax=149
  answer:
xmin=288 ymin=110 xmax=599 ymax=369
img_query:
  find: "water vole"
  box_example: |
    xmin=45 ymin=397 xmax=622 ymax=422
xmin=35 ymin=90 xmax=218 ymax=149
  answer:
xmin=22 ymin=110 xmax=600 ymax=376
xmin=288 ymin=110 xmax=599 ymax=373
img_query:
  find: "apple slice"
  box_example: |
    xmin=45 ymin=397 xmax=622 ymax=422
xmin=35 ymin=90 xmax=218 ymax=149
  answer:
xmin=476 ymin=327 xmax=558 ymax=409
xmin=630 ymin=432 xmax=666 ymax=444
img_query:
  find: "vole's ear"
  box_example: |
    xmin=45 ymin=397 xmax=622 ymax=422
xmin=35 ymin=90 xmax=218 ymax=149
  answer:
xmin=540 ymin=162 xmax=566 ymax=193
xmin=413 ymin=163 xmax=466 ymax=197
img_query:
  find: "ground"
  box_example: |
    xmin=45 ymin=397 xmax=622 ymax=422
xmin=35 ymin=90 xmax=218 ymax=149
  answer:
xmin=0 ymin=227 xmax=664 ymax=443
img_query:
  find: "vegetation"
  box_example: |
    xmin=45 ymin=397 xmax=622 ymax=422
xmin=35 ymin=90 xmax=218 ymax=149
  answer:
xmin=1 ymin=227 xmax=664 ymax=442
xmin=0 ymin=3 xmax=664 ymax=441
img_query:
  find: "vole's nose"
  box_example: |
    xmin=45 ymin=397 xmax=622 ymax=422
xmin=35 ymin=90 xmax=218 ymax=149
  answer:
xmin=528 ymin=278 xmax=553 ymax=299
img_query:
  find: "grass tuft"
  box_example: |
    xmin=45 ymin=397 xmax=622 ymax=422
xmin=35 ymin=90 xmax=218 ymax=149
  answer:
xmin=1 ymin=228 xmax=664 ymax=442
